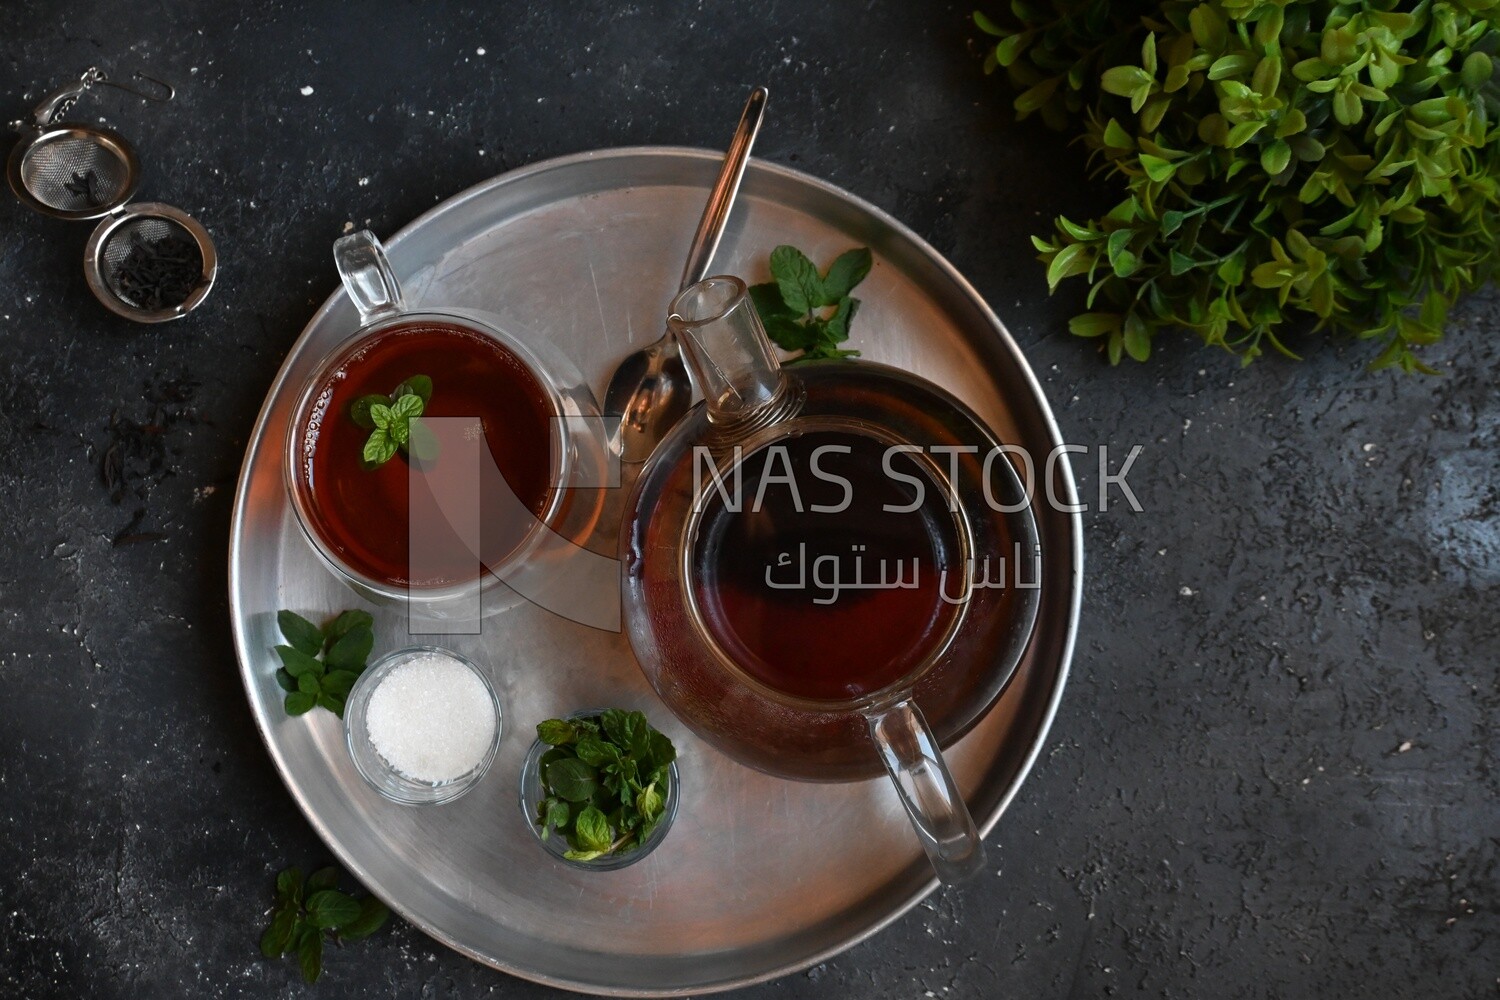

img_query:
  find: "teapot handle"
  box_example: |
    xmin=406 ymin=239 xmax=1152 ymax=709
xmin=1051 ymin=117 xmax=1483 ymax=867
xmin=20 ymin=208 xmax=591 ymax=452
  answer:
xmin=866 ymin=698 xmax=986 ymax=885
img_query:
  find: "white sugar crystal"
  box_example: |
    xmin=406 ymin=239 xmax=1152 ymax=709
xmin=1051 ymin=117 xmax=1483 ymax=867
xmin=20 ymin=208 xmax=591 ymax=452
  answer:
xmin=366 ymin=653 xmax=495 ymax=783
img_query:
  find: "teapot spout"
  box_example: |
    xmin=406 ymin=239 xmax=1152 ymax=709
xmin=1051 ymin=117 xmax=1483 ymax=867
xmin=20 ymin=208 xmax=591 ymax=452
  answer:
xmin=668 ymin=275 xmax=791 ymax=428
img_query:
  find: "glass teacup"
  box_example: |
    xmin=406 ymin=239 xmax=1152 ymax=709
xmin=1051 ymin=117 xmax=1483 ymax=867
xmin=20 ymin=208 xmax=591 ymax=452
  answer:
xmin=285 ymin=230 xmax=606 ymax=624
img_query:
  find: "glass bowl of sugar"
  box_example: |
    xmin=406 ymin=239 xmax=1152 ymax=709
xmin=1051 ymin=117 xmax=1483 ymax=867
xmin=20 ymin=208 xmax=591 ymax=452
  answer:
xmin=344 ymin=645 xmax=501 ymax=805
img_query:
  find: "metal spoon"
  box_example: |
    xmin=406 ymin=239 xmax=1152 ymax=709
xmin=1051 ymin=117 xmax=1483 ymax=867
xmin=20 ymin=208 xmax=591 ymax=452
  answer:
xmin=604 ymin=86 xmax=768 ymax=463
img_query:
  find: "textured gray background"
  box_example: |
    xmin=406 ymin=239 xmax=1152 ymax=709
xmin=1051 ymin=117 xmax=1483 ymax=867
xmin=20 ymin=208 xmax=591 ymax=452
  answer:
xmin=1 ymin=2 xmax=1496 ymax=998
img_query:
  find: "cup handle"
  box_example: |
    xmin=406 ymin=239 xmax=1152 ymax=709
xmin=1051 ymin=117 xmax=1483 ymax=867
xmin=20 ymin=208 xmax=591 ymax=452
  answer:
xmin=866 ymin=697 xmax=986 ymax=885
xmin=333 ymin=230 xmax=406 ymax=324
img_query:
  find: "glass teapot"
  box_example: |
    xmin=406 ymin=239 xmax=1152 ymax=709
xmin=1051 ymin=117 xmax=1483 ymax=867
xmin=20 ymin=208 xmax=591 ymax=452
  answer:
xmin=619 ymin=275 xmax=1041 ymax=883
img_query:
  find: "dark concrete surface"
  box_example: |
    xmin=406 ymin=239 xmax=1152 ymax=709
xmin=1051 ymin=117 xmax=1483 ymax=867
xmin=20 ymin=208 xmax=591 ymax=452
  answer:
xmin=1 ymin=2 xmax=1496 ymax=998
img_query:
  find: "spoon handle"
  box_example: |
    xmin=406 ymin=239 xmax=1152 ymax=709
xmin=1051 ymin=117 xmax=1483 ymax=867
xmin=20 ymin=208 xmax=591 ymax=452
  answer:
xmin=679 ymin=86 xmax=768 ymax=291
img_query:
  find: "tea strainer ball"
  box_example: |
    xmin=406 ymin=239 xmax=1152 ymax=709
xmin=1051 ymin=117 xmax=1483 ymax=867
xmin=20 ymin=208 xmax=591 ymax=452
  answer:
xmin=85 ymin=203 xmax=217 ymax=322
xmin=7 ymin=122 xmax=140 ymax=219
xmin=6 ymin=67 xmax=217 ymax=323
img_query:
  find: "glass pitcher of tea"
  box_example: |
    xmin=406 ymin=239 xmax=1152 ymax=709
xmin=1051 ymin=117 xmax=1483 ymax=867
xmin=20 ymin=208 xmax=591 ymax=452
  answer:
xmin=620 ymin=275 xmax=1041 ymax=883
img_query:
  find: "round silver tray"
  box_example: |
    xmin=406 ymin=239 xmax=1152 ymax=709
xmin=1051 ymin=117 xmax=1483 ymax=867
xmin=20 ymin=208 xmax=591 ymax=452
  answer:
xmin=228 ymin=147 xmax=1081 ymax=996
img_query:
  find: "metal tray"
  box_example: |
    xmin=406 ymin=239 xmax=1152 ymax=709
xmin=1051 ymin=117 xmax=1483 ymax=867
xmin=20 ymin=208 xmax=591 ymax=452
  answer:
xmin=228 ymin=147 xmax=1081 ymax=996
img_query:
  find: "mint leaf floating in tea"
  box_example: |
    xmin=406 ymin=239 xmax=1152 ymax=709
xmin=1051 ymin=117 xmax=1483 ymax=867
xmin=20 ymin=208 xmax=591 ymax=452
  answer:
xmin=391 ymin=374 xmax=433 ymax=404
xmin=348 ymin=394 xmax=388 ymax=430
xmin=259 ymin=864 xmax=390 ymax=984
xmin=272 ymin=608 xmax=376 ymax=718
xmin=750 ymin=245 xmax=871 ymax=360
xmin=531 ymin=710 xmax=677 ymax=863
xmin=350 ymin=375 xmax=433 ymax=469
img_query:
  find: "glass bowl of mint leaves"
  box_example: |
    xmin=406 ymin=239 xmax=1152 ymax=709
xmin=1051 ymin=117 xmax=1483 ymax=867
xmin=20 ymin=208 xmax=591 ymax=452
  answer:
xmin=519 ymin=708 xmax=679 ymax=870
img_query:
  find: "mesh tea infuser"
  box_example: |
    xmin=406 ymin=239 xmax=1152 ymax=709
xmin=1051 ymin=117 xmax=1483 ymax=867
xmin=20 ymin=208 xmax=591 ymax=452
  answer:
xmin=7 ymin=67 xmax=217 ymax=322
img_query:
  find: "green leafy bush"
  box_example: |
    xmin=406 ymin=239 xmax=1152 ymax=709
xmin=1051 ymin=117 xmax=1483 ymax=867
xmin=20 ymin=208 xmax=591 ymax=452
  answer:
xmin=976 ymin=1 xmax=1500 ymax=370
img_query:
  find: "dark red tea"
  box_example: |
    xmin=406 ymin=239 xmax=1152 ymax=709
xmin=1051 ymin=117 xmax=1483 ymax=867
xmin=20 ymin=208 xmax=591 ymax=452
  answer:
xmin=293 ymin=321 xmax=555 ymax=588
xmin=688 ymin=430 xmax=966 ymax=703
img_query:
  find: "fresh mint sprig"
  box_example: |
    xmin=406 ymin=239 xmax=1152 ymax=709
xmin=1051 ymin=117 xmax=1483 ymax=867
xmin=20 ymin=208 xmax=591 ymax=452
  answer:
xmin=273 ymin=609 xmax=375 ymax=718
xmin=259 ymin=864 xmax=390 ymax=984
xmin=533 ymin=710 xmax=677 ymax=862
xmin=349 ymin=374 xmax=433 ymax=469
xmin=750 ymin=245 xmax=872 ymax=360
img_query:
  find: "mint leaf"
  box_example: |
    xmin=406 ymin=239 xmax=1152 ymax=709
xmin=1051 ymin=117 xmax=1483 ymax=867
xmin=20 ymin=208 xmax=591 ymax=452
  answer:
xmin=276 ymin=867 xmax=303 ymax=905
xmin=800 ymin=344 xmax=861 ymax=361
xmin=538 ymin=747 xmax=571 ymax=773
xmin=748 ymin=281 xmax=794 ymax=318
xmin=277 ymin=610 xmax=323 ymax=656
xmin=321 ymin=669 xmax=359 ymax=698
xmin=307 ymin=867 xmax=339 ymax=892
xmin=385 ymin=395 xmax=423 ymax=450
xmin=367 ymin=403 xmax=394 ymax=430
xmin=574 ymin=806 xmax=612 ymax=853
xmin=542 ymin=798 xmax=569 ymax=836
xmin=562 ymin=849 xmax=605 ymax=862
xmin=391 ymin=374 xmax=432 ymax=405
xmin=306 ymin=889 xmax=361 ymax=930
xmin=636 ymin=782 xmax=664 ymax=821
xmin=802 ymin=306 xmax=862 ymax=359
xmin=599 ymin=708 xmax=634 ymax=747
xmin=284 ymin=691 xmax=316 ymax=715
xmin=544 ymin=757 xmax=599 ymax=802
xmin=821 ymin=248 xmax=872 ymax=303
xmin=390 ymin=393 xmax=423 ymax=420
xmin=297 ymin=926 xmax=322 ymax=983
xmin=260 ymin=907 xmax=298 ymax=959
xmin=824 ymin=296 xmax=857 ymax=341
xmin=296 ymin=672 xmax=321 ymax=696
xmin=649 ymin=730 xmax=677 ymax=768
xmin=769 ymin=245 xmax=823 ymax=314
xmin=325 ymin=625 xmax=373 ymax=671
xmin=388 ymin=417 xmax=411 ymax=447
xmin=323 ymin=609 xmax=373 ymax=649
xmin=575 ymin=736 xmax=621 ymax=768
xmin=275 ymin=645 xmax=324 ymax=680
xmin=337 ymin=895 xmax=389 ymax=941
xmin=348 ymin=394 xmax=389 ymax=431
xmin=362 ymin=427 xmax=395 ymax=467
xmin=275 ymin=668 xmax=296 ymax=692
xmin=763 ymin=313 xmax=818 ymax=351
xmin=536 ymin=719 xmax=577 ymax=746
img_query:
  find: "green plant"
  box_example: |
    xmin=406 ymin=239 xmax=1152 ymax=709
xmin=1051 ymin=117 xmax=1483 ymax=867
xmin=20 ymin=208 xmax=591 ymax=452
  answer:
xmin=272 ymin=609 xmax=375 ymax=718
xmin=349 ymin=374 xmax=433 ymax=468
xmin=975 ymin=1 xmax=1500 ymax=370
xmin=532 ymin=710 xmax=676 ymax=862
xmin=259 ymin=865 xmax=389 ymax=983
xmin=751 ymin=245 xmax=872 ymax=359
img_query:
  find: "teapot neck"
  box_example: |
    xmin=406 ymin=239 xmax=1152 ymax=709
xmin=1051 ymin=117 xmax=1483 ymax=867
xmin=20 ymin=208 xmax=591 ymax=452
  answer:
xmin=668 ymin=275 xmax=789 ymax=427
